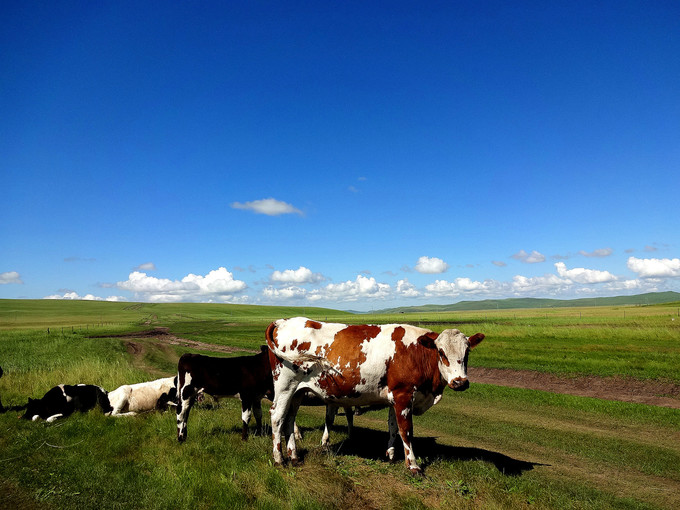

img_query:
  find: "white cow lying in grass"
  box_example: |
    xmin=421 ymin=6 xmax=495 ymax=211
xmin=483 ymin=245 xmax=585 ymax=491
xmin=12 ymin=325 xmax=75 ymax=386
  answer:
xmin=108 ymin=376 xmax=177 ymax=416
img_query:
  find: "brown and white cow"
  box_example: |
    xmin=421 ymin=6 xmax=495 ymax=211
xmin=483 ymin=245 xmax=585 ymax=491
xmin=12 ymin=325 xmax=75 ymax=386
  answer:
xmin=265 ymin=317 xmax=483 ymax=474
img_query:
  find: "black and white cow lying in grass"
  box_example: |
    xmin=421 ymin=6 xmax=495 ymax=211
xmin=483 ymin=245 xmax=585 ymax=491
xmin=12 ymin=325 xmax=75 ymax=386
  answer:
xmin=20 ymin=384 xmax=113 ymax=423
xmin=107 ymin=376 xmax=177 ymax=416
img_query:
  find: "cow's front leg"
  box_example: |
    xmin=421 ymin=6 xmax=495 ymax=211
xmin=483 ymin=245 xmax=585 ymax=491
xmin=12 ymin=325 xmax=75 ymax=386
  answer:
xmin=252 ymin=398 xmax=263 ymax=436
xmin=240 ymin=398 xmax=253 ymax=441
xmin=393 ymin=396 xmax=421 ymax=474
xmin=386 ymin=405 xmax=399 ymax=461
xmin=176 ymin=382 xmax=196 ymax=442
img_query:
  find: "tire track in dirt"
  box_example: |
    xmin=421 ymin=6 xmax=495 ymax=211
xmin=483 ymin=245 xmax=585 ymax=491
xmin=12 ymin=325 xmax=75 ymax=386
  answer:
xmin=469 ymin=367 xmax=680 ymax=409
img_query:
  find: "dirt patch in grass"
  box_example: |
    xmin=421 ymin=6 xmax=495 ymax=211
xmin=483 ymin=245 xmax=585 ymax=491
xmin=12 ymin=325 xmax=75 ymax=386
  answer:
xmin=470 ymin=367 xmax=680 ymax=409
xmin=93 ymin=327 xmax=257 ymax=355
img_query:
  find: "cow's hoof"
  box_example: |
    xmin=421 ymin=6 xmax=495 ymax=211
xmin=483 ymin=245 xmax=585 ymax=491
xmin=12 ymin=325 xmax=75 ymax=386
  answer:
xmin=408 ymin=466 xmax=424 ymax=476
xmin=290 ymin=458 xmax=301 ymax=467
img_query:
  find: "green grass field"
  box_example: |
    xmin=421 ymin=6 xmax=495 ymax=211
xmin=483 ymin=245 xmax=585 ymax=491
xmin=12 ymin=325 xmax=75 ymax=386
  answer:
xmin=1 ymin=299 xmax=679 ymax=509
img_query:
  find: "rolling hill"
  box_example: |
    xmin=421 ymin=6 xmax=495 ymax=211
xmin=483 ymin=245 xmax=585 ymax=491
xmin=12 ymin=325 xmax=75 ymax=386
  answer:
xmin=370 ymin=291 xmax=680 ymax=314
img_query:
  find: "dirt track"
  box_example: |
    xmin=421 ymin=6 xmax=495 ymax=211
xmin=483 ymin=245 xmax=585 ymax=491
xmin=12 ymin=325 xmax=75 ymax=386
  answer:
xmin=103 ymin=328 xmax=680 ymax=410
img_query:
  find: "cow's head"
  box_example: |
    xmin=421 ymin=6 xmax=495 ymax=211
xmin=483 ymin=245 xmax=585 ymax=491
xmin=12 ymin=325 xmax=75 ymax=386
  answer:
xmin=429 ymin=329 xmax=484 ymax=391
xmin=20 ymin=398 xmax=41 ymax=420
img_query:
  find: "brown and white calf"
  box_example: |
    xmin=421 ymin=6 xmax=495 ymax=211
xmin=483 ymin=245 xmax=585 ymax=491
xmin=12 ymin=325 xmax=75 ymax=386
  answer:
xmin=265 ymin=317 xmax=484 ymax=474
xmin=107 ymin=376 xmax=177 ymax=416
xmin=176 ymin=347 xmax=274 ymax=441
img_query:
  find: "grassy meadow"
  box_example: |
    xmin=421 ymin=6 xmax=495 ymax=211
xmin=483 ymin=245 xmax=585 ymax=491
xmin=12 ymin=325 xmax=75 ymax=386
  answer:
xmin=0 ymin=298 xmax=679 ymax=509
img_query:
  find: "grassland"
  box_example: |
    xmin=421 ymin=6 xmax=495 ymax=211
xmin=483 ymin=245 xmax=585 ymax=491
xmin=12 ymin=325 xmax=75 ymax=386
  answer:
xmin=1 ymin=298 xmax=679 ymax=509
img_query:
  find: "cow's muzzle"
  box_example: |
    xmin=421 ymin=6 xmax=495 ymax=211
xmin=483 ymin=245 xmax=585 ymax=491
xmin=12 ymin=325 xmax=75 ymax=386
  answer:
xmin=449 ymin=378 xmax=469 ymax=391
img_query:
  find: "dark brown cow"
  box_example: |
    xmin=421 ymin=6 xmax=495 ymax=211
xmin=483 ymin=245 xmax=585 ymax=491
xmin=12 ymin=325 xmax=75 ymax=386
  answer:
xmin=266 ymin=317 xmax=484 ymax=473
xmin=176 ymin=347 xmax=273 ymax=441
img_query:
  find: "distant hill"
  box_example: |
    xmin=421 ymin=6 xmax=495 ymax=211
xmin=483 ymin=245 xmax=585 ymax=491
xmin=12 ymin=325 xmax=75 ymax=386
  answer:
xmin=371 ymin=291 xmax=680 ymax=314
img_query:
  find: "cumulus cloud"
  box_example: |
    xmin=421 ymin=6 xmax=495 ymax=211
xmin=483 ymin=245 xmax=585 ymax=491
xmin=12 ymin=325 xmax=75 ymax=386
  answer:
xmin=261 ymin=275 xmax=393 ymax=304
xmin=117 ymin=267 xmax=248 ymax=302
xmin=230 ymin=198 xmax=302 ymax=216
xmin=511 ymin=250 xmax=546 ymax=264
xmin=415 ymin=256 xmax=449 ymax=274
xmin=579 ymin=248 xmax=613 ymax=258
xmin=270 ymin=266 xmax=325 ymax=284
xmin=554 ymin=262 xmax=617 ymax=283
xmin=0 ymin=271 xmax=23 ymax=284
xmin=135 ymin=262 xmax=157 ymax=271
xmin=262 ymin=286 xmax=308 ymax=300
xmin=396 ymin=279 xmax=420 ymax=297
xmin=425 ymin=278 xmax=499 ymax=297
xmin=627 ymin=257 xmax=680 ymax=278
xmin=44 ymin=292 xmax=125 ymax=302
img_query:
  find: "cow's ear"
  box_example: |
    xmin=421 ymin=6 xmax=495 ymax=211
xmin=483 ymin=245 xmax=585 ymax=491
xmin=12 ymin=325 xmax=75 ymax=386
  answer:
xmin=468 ymin=333 xmax=484 ymax=349
xmin=418 ymin=332 xmax=438 ymax=349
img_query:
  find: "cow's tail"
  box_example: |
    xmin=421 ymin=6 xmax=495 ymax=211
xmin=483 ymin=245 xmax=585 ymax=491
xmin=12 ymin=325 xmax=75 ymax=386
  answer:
xmin=265 ymin=321 xmax=335 ymax=371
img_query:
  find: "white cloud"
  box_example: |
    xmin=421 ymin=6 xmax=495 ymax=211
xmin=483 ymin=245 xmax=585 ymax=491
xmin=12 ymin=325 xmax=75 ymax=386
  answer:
xmin=117 ymin=267 xmax=248 ymax=302
xmin=230 ymin=198 xmax=302 ymax=216
xmin=554 ymin=262 xmax=617 ymax=284
xmin=396 ymin=279 xmax=420 ymax=297
xmin=262 ymin=286 xmax=307 ymax=300
xmin=261 ymin=275 xmax=393 ymax=304
xmin=509 ymin=273 xmax=569 ymax=294
xmin=135 ymin=262 xmax=157 ymax=271
xmin=425 ymin=278 xmax=499 ymax=297
xmin=270 ymin=266 xmax=325 ymax=284
xmin=415 ymin=256 xmax=449 ymax=274
xmin=512 ymin=250 xmax=546 ymax=264
xmin=627 ymin=257 xmax=680 ymax=278
xmin=492 ymin=260 xmax=507 ymax=267
xmin=44 ymin=292 xmax=125 ymax=302
xmin=312 ymin=275 xmax=391 ymax=303
xmin=579 ymin=248 xmax=613 ymax=258
xmin=0 ymin=271 xmax=23 ymax=284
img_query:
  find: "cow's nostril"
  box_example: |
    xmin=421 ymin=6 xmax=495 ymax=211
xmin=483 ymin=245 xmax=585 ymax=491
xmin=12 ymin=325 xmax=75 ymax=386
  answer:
xmin=450 ymin=378 xmax=469 ymax=391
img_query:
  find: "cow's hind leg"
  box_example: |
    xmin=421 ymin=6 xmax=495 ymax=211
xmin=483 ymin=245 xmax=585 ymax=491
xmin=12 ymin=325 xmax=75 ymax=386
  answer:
xmin=270 ymin=389 xmax=295 ymax=466
xmin=284 ymin=393 xmax=304 ymax=466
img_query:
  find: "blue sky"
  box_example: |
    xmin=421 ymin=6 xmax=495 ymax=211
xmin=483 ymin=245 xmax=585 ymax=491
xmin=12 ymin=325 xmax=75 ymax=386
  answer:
xmin=2 ymin=1 xmax=679 ymax=310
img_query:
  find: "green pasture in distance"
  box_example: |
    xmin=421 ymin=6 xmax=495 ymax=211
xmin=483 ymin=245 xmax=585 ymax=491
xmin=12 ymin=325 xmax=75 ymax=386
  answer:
xmin=0 ymin=299 xmax=353 ymax=330
xmin=2 ymin=298 xmax=679 ymax=381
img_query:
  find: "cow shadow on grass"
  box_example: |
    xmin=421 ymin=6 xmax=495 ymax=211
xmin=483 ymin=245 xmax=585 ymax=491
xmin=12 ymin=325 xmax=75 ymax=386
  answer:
xmin=201 ymin=422 xmax=542 ymax=476
xmin=325 ymin=426 xmax=543 ymax=476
